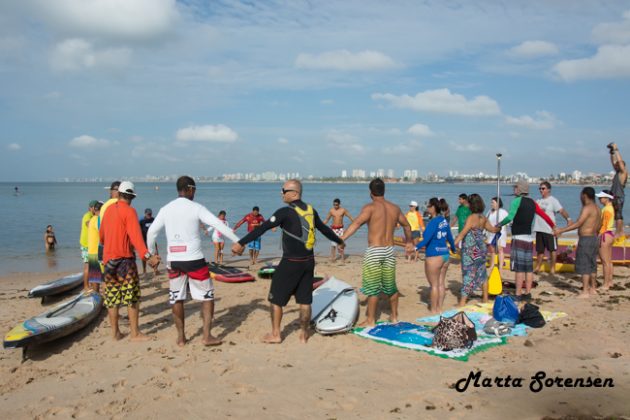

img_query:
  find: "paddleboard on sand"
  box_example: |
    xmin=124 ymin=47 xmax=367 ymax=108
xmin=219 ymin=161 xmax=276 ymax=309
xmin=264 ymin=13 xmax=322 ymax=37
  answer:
xmin=208 ymin=263 xmax=255 ymax=283
xmin=4 ymin=292 xmax=102 ymax=351
xmin=28 ymin=272 xmax=83 ymax=299
xmin=311 ymin=277 xmax=359 ymax=335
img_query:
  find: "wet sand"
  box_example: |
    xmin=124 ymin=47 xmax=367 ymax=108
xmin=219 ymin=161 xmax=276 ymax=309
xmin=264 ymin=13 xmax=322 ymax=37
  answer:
xmin=1 ymin=253 xmax=629 ymax=419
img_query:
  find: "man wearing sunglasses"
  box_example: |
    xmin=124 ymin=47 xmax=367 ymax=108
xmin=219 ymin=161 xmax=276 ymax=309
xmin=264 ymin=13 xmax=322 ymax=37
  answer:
xmin=231 ymin=180 xmax=344 ymax=344
xmin=533 ymin=181 xmax=571 ymax=275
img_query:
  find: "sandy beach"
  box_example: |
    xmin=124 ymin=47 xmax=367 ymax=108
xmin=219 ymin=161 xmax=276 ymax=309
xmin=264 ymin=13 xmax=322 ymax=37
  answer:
xmin=1 ymin=253 xmax=629 ymax=419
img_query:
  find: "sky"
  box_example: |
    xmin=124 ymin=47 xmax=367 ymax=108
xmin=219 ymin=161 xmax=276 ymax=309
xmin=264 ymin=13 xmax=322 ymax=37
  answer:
xmin=1 ymin=0 xmax=629 ymax=181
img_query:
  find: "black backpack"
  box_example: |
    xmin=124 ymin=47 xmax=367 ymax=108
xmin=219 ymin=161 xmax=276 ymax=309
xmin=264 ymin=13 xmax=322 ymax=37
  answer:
xmin=518 ymin=303 xmax=546 ymax=328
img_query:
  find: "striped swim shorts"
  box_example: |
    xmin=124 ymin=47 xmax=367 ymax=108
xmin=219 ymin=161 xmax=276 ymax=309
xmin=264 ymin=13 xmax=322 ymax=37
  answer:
xmin=510 ymin=239 xmax=533 ymax=273
xmin=361 ymin=246 xmax=397 ymax=296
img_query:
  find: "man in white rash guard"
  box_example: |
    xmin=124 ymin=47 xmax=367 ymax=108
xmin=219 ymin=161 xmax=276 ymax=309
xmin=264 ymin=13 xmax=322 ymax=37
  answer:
xmin=147 ymin=176 xmax=240 ymax=347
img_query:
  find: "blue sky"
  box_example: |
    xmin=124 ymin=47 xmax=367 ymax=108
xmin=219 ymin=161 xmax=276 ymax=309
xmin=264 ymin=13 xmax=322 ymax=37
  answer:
xmin=1 ymin=0 xmax=629 ymax=181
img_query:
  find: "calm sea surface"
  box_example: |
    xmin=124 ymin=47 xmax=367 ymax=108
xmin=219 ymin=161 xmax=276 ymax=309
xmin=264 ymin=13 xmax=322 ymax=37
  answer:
xmin=1 ymin=182 xmax=624 ymax=276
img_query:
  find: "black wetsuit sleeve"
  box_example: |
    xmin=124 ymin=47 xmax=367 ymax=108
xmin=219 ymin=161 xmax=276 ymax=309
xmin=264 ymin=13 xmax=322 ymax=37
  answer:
xmin=315 ymin=210 xmax=343 ymax=244
xmin=238 ymin=208 xmax=286 ymax=245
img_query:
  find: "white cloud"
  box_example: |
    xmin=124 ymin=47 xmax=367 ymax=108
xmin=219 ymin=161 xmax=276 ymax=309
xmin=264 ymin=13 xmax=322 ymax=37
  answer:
xmin=320 ymin=99 xmax=334 ymax=105
xmin=28 ymin=0 xmax=179 ymax=43
xmin=553 ymin=44 xmax=630 ymax=81
xmin=130 ymin=136 xmax=144 ymax=143
xmin=50 ymin=38 xmax=131 ymax=72
xmin=176 ymin=124 xmax=238 ymax=142
xmin=592 ymin=10 xmax=630 ymax=44
xmin=505 ymin=111 xmax=559 ymax=130
xmin=7 ymin=143 xmax=21 ymax=151
xmin=295 ymin=50 xmax=399 ymax=71
xmin=68 ymin=135 xmax=111 ymax=148
xmin=277 ymin=137 xmax=289 ymax=144
xmin=407 ymin=123 xmax=435 ymax=137
xmin=509 ymin=40 xmax=559 ymax=58
xmin=326 ymin=130 xmax=365 ymax=154
xmin=450 ymin=142 xmax=482 ymax=152
xmin=382 ymin=140 xmax=422 ymax=155
xmin=372 ymin=89 xmax=501 ymax=116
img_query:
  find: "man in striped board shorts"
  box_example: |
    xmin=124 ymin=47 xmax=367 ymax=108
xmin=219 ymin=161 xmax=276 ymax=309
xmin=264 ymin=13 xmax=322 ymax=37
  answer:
xmin=342 ymin=178 xmax=414 ymax=327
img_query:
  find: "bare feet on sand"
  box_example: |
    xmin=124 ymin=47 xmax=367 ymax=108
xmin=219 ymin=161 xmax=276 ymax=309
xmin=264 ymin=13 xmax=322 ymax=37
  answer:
xmin=358 ymin=319 xmax=376 ymax=328
xmin=388 ymin=317 xmax=399 ymax=324
xmin=261 ymin=333 xmax=282 ymax=344
xmin=176 ymin=337 xmax=187 ymax=347
xmin=299 ymin=331 xmax=310 ymax=344
xmin=576 ymin=292 xmax=590 ymax=299
xmin=590 ymin=288 xmax=599 ymax=295
xmin=130 ymin=333 xmax=152 ymax=342
xmin=112 ymin=332 xmax=125 ymax=341
xmin=202 ymin=336 xmax=222 ymax=346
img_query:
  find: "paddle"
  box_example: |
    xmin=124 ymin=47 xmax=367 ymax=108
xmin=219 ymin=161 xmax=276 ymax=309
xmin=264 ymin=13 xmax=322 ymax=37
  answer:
xmin=488 ymin=153 xmax=503 ymax=296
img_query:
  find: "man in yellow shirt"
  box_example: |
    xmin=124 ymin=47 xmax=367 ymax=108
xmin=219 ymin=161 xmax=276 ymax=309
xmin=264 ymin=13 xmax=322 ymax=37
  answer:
xmin=406 ymin=201 xmax=425 ymax=261
xmin=80 ymin=200 xmax=98 ymax=289
xmin=87 ymin=201 xmax=104 ymax=292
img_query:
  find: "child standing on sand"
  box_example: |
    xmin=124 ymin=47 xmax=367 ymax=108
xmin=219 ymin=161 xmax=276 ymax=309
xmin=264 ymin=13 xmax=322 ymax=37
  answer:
xmin=207 ymin=210 xmax=229 ymax=265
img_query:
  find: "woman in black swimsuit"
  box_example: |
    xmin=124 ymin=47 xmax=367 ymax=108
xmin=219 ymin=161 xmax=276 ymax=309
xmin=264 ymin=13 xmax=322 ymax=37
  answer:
xmin=44 ymin=225 xmax=57 ymax=251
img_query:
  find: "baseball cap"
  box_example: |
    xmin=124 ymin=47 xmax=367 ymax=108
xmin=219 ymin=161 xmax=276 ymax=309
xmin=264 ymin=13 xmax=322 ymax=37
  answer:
xmin=595 ymin=190 xmax=614 ymax=200
xmin=118 ymin=181 xmax=137 ymax=197
xmin=514 ymin=179 xmax=529 ymax=195
xmin=88 ymin=200 xmax=99 ymax=208
xmin=104 ymin=180 xmax=121 ymax=190
xmin=144 ymin=208 xmax=152 ymax=214
xmin=409 ymin=200 xmax=418 ymax=207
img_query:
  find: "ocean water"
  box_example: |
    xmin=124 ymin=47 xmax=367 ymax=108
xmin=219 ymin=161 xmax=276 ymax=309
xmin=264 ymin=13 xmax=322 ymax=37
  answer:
xmin=1 ymin=182 xmax=624 ymax=276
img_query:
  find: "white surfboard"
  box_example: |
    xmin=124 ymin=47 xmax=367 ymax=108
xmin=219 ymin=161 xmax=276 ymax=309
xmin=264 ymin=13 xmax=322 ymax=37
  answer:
xmin=311 ymin=277 xmax=359 ymax=335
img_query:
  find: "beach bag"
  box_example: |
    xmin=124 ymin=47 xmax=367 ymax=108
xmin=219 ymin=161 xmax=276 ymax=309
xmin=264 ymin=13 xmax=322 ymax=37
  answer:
xmin=432 ymin=312 xmax=477 ymax=351
xmin=518 ymin=303 xmax=546 ymax=328
xmin=493 ymin=295 xmax=519 ymax=326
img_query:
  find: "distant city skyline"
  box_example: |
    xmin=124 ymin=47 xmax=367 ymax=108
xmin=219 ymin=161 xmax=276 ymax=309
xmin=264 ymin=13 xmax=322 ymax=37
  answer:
xmin=1 ymin=2 xmax=629 ymax=181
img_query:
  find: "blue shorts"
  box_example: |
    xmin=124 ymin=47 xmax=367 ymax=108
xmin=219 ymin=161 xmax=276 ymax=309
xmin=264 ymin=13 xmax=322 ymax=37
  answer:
xmin=248 ymin=238 xmax=261 ymax=251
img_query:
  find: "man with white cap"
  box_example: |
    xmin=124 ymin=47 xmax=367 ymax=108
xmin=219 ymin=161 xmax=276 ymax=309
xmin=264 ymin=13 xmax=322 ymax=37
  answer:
xmin=498 ymin=179 xmax=555 ymax=300
xmin=323 ymin=198 xmax=354 ymax=262
xmin=405 ymin=200 xmax=425 ymax=261
xmin=99 ymin=181 xmax=160 ymax=342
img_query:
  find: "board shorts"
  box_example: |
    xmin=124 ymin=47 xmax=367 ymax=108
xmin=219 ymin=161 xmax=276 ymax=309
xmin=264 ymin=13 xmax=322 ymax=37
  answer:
xmin=248 ymin=237 xmax=261 ymax=251
xmin=613 ymin=196 xmax=624 ymax=221
xmin=269 ymin=257 xmax=315 ymax=306
xmin=411 ymin=230 xmax=422 ymax=240
xmin=510 ymin=239 xmax=533 ymax=273
xmin=361 ymin=246 xmax=397 ymax=296
xmin=575 ymin=236 xmax=598 ymax=275
xmin=103 ymin=258 xmax=140 ymax=308
xmin=87 ymin=254 xmax=103 ymax=284
xmin=535 ymin=232 xmax=557 ymax=253
xmin=331 ymin=225 xmax=344 ymax=246
xmin=80 ymin=246 xmax=89 ymax=263
xmin=167 ymin=259 xmax=214 ymax=304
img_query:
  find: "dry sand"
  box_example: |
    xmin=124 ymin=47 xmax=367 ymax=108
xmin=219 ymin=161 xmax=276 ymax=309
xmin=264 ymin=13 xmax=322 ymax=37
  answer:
xmin=1 ymin=252 xmax=629 ymax=419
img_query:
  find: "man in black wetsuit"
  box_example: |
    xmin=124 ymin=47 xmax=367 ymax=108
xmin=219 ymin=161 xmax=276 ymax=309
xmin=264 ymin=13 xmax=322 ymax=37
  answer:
xmin=231 ymin=179 xmax=344 ymax=344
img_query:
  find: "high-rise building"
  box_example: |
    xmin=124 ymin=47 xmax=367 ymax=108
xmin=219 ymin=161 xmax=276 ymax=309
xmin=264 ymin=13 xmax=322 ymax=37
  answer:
xmin=341 ymin=170 xmax=347 ymax=178
xmin=387 ymin=169 xmax=395 ymax=178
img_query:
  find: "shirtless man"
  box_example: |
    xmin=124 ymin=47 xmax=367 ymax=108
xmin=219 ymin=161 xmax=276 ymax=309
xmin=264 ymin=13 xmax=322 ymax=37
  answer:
xmin=554 ymin=187 xmax=602 ymax=298
xmin=608 ymin=143 xmax=627 ymax=237
xmin=323 ymin=198 xmax=354 ymax=262
xmin=341 ymin=178 xmax=414 ymax=326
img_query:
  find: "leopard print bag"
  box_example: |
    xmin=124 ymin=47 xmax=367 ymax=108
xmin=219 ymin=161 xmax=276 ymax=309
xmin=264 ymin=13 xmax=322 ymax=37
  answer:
xmin=432 ymin=311 xmax=477 ymax=351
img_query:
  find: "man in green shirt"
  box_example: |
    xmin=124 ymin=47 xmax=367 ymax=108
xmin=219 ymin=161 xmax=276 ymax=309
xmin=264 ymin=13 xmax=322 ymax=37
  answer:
xmin=451 ymin=193 xmax=471 ymax=234
xmin=80 ymin=200 xmax=98 ymax=290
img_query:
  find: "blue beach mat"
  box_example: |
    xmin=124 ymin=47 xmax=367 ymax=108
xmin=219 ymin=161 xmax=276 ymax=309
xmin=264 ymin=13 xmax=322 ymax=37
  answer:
xmin=352 ymin=322 xmax=507 ymax=362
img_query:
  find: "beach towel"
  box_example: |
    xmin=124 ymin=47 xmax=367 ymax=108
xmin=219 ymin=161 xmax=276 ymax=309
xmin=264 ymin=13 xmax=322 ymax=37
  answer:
xmin=352 ymin=322 xmax=507 ymax=362
xmin=416 ymin=303 xmax=567 ymax=338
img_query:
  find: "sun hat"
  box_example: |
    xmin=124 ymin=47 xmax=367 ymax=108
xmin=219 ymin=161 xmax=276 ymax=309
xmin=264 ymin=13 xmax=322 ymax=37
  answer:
xmin=595 ymin=190 xmax=614 ymax=200
xmin=514 ymin=179 xmax=529 ymax=195
xmin=118 ymin=181 xmax=137 ymax=197
xmin=409 ymin=200 xmax=418 ymax=207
